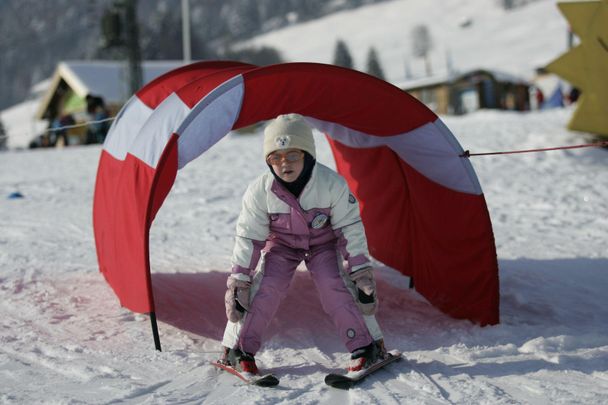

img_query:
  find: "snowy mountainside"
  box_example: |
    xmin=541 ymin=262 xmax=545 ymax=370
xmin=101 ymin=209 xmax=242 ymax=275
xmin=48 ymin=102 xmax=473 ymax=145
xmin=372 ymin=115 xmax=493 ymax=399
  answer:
xmin=243 ymin=0 xmax=568 ymax=82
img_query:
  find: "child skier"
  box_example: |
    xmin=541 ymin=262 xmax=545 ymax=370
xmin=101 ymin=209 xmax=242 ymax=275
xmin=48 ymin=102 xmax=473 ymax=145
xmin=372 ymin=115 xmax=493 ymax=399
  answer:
xmin=219 ymin=113 xmax=386 ymax=375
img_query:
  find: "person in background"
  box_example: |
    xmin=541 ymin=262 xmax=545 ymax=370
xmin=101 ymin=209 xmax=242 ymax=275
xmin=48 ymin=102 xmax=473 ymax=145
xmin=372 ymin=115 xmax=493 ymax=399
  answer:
xmin=85 ymin=95 xmax=110 ymax=144
xmin=535 ymin=86 xmax=545 ymax=110
xmin=567 ymin=87 xmax=580 ymax=104
xmin=50 ymin=114 xmax=75 ymax=147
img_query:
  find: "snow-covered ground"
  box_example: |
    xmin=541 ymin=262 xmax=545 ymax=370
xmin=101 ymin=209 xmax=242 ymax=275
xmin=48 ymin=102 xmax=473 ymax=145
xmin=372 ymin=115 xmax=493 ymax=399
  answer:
xmin=1 ymin=106 xmax=607 ymax=403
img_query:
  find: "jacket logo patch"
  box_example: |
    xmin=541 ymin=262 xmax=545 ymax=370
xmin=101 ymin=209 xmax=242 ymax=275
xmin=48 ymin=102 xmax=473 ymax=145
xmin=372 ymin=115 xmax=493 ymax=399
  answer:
xmin=275 ymin=135 xmax=291 ymax=148
xmin=348 ymin=194 xmax=356 ymax=204
xmin=311 ymin=213 xmax=329 ymax=229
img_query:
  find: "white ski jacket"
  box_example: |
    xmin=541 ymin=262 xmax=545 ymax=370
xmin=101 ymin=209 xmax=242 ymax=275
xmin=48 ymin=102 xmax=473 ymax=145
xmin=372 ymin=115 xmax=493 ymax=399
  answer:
xmin=231 ymin=163 xmax=371 ymax=276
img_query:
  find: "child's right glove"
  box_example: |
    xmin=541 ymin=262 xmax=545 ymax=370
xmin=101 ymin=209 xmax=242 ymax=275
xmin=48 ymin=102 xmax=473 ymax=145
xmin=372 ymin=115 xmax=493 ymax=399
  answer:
xmin=350 ymin=267 xmax=377 ymax=315
xmin=225 ymin=274 xmax=251 ymax=322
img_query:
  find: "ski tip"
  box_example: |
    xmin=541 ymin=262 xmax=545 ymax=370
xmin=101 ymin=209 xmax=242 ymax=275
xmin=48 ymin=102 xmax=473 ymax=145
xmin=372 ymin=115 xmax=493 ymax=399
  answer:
xmin=212 ymin=361 xmax=279 ymax=387
xmin=324 ymin=374 xmax=355 ymax=390
xmin=324 ymin=350 xmax=403 ymax=389
xmin=251 ymin=374 xmax=280 ymax=387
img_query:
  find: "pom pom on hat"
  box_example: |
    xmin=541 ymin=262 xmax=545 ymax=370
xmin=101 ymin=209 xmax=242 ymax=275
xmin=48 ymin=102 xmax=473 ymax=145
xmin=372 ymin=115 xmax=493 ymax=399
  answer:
xmin=263 ymin=114 xmax=316 ymax=159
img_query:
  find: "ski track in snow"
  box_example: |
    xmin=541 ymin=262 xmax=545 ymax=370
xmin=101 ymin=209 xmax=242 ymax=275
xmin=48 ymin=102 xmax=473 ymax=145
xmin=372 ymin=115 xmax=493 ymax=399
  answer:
xmin=1 ymin=106 xmax=607 ymax=403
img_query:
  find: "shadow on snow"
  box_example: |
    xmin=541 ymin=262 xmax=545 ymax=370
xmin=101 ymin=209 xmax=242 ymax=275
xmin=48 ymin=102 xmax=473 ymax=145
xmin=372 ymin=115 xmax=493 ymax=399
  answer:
xmin=150 ymin=257 xmax=608 ymax=374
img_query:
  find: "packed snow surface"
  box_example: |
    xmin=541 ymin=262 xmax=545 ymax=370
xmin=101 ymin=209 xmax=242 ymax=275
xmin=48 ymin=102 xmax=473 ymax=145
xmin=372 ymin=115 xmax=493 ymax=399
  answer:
xmin=1 ymin=107 xmax=607 ymax=404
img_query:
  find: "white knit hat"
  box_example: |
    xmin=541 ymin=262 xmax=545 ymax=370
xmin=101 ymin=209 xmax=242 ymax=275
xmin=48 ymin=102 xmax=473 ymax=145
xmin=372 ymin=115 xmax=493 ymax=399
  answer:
xmin=263 ymin=114 xmax=316 ymax=159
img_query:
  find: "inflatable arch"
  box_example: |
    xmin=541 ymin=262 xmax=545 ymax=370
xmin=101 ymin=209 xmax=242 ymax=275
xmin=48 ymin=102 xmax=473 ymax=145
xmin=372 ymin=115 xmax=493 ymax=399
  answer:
xmin=93 ymin=61 xmax=499 ymax=349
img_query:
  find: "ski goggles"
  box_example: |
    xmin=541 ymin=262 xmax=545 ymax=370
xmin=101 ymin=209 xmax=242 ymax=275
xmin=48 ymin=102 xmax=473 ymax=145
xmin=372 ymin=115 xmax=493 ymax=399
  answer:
xmin=266 ymin=150 xmax=304 ymax=165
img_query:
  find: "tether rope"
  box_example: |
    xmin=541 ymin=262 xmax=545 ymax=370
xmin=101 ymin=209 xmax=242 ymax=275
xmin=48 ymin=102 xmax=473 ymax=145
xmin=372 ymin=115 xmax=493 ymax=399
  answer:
xmin=461 ymin=141 xmax=608 ymax=157
xmin=0 ymin=117 xmax=117 ymax=141
xmin=2 ymin=117 xmax=607 ymax=157
xmin=46 ymin=117 xmax=116 ymax=132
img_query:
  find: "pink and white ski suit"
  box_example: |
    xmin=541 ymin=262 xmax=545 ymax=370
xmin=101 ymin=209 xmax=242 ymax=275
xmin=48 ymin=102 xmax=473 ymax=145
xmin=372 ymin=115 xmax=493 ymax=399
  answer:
xmin=222 ymin=162 xmax=383 ymax=354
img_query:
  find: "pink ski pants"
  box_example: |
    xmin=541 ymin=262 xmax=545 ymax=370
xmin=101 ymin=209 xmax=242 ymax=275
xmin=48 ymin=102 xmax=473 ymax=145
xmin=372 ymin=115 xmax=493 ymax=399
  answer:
xmin=237 ymin=243 xmax=373 ymax=354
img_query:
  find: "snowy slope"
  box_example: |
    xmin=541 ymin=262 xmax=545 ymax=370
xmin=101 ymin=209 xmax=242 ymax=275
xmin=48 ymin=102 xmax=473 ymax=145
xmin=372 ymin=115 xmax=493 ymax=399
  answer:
xmin=1 ymin=107 xmax=607 ymax=403
xmin=242 ymin=0 xmax=568 ymax=82
xmin=1 ymin=0 xmax=607 ymax=403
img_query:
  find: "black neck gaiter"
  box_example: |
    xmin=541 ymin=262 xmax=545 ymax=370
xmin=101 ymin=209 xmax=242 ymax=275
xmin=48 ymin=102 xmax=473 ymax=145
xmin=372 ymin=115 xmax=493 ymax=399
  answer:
xmin=269 ymin=152 xmax=316 ymax=198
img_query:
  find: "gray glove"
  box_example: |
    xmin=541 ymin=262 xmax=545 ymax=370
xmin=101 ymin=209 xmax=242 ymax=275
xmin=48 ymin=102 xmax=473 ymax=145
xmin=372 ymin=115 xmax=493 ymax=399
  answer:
xmin=350 ymin=267 xmax=377 ymax=315
xmin=225 ymin=274 xmax=251 ymax=322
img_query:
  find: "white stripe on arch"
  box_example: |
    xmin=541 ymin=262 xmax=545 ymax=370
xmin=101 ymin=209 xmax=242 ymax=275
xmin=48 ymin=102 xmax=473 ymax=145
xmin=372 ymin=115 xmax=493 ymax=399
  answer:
xmin=176 ymin=75 xmax=245 ymax=169
xmin=305 ymin=117 xmax=482 ymax=195
xmin=129 ymin=93 xmax=191 ymax=168
xmin=103 ymin=96 xmax=153 ymax=161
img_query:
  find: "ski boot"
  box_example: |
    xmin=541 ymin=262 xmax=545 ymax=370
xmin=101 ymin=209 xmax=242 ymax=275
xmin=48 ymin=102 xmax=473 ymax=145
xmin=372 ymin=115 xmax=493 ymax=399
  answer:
xmin=218 ymin=346 xmax=259 ymax=374
xmin=348 ymin=339 xmax=387 ymax=372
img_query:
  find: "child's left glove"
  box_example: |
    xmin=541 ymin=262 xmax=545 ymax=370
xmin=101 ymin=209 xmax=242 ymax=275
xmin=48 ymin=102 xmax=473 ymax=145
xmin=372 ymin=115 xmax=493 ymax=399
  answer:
xmin=225 ymin=274 xmax=251 ymax=322
xmin=350 ymin=267 xmax=377 ymax=315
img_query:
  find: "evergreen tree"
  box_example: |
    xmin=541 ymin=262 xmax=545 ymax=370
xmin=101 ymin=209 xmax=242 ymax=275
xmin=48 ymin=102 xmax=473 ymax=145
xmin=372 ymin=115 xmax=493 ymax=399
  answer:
xmin=0 ymin=117 xmax=6 ymax=150
xmin=333 ymin=39 xmax=354 ymax=69
xmin=366 ymin=46 xmax=385 ymax=80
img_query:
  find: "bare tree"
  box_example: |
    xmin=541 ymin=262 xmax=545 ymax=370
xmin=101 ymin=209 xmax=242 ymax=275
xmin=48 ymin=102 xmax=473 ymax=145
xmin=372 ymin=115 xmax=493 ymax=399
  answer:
xmin=404 ymin=58 xmax=413 ymax=79
xmin=411 ymin=24 xmax=433 ymax=76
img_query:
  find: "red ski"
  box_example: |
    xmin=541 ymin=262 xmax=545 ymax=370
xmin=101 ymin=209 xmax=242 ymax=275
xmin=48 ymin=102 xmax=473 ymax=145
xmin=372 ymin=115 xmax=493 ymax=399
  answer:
xmin=324 ymin=350 xmax=402 ymax=389
xmin=212 ymin=361 xmax=279 ymax=387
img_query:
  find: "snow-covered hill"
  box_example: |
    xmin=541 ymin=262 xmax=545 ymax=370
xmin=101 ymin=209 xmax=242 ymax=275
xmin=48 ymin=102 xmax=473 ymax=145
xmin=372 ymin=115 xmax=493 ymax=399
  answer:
xmin=243 ymin=0 xmax=568 ymax=82
xmin=1 ymin=107 xmax=607 ymax=403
